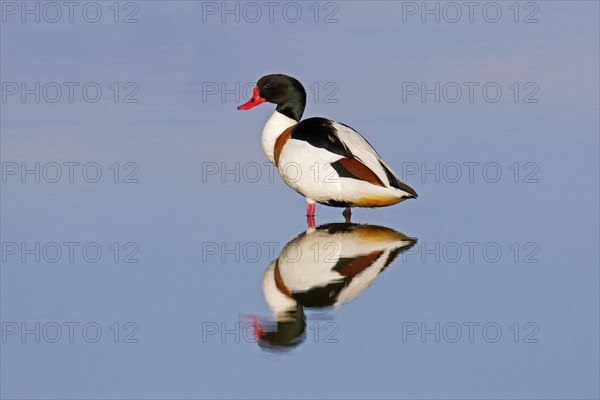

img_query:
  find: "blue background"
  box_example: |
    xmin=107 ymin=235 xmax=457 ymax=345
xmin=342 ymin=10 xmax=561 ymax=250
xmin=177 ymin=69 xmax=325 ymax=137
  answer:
xmin=1 ymin=1 xmax=599 ymax=398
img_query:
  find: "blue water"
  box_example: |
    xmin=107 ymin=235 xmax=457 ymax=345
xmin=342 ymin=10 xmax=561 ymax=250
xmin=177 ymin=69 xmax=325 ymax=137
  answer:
xmin=1 ymin=1 xmax=598 ymax=399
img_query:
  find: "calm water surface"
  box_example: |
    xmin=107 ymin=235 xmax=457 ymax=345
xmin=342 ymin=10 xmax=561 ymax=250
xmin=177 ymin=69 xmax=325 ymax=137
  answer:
xmin=1 ymin=1 xmax=599 ymax=399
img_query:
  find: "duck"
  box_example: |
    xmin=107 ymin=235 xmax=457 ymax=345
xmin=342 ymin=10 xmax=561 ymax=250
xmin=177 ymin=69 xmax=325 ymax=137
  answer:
xmin=245 ymin=223 xmax=417 ymax=350
xmin=237 ymin=74 xmax=418 ymax=220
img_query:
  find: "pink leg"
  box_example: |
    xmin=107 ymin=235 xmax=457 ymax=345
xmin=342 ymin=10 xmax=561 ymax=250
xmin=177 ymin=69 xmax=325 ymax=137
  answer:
xmin=306 ymin=203 xmax=316 ymax=228
xmin=342 ymin=207 xmax=352 ymax=223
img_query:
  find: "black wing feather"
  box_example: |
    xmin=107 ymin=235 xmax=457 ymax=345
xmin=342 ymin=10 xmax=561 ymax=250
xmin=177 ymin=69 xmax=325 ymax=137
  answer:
xmin=290 ymin=117 xmax=354 ymax=159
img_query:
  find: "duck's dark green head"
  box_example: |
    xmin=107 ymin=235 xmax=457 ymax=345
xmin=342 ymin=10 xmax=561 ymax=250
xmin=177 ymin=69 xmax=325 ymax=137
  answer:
xmin=237 ymin=74 xmax=306 ymax=121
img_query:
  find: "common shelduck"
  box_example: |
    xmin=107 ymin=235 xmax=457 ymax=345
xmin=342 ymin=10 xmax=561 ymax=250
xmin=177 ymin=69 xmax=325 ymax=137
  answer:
xmin=237 ymin=74 xmax=418 ymax=219
xmin=246 ymin=223 xmax=417 ymax=350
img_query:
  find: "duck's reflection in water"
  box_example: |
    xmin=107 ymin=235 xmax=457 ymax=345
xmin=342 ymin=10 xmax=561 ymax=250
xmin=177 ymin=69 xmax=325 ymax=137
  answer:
xmin=251 ymin=223 xmax=416 ymax=351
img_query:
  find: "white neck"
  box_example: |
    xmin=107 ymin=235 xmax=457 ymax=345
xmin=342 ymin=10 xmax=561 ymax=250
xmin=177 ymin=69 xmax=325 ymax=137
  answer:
xmin=262 ymin=111 xmax=297 ymax=164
